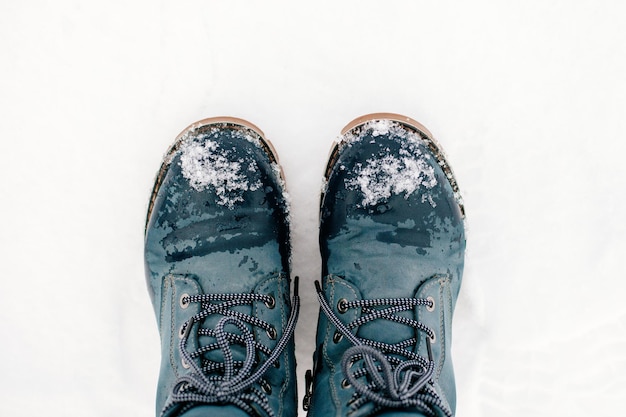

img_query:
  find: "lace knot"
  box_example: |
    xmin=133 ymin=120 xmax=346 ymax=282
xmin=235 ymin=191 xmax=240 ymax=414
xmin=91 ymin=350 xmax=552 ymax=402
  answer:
xmin=161 ymin=278 xmax=300 ymax=417
xmin=314 ymin=280 xmax=451 ymax=417
xmin=342 ymin=345 xmax=435 ymax=409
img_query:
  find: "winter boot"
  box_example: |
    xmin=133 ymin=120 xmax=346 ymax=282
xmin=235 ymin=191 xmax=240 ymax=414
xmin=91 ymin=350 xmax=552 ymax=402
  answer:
xmin=144 ymin=117 xmax=299 ymax=417
xmin=304 ymin=114 xmax=465 ymax=417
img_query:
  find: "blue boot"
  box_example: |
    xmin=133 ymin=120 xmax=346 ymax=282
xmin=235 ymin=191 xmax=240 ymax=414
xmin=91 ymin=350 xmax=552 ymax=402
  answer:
xmin=304 ymin=114 xmax=465 ymax=417
xmin=144 ymin=118 xmax=299 ymax=417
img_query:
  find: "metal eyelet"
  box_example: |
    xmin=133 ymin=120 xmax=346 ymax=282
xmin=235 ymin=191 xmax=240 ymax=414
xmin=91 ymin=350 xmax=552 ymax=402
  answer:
xmin=429 ymin=331 xmax=436 ymax=344
xmin=261 ymin=379 xmax=272 ymax=395
xmin=341 ymin=378 xmax=351 ymax=389
xmin=181 ymin=357 xmax=191 ymax=369
xmin=337 ymin=298 xmax=349 ymax=314
xmin=266 ymin=326 xmax=277 ymax=340
xmin=180 ymin=293 xmax=190 ymax=309
xmin=333 ymin=331 xmax=343 ymax=344
xmin=265 ymin=294 xmax=276 ymax=309
xmin=178 ymin=323 xmax=187 ymax=339
xmin=273 ymin=360 xmax=280 ymax=369
xmin=426 ymin=296 xmax=435 ymax=312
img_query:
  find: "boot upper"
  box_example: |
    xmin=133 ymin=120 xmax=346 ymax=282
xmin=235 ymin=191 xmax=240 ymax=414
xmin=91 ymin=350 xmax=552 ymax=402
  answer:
xmin=144 ymin=121 xmax=297 ymax=417
xmin=308 ymin=117 xmax=465 ymax=417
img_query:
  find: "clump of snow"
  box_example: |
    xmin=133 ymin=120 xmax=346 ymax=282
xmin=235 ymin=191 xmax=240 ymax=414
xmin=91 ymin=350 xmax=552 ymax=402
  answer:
xmin=342 ymin=120 xmax=417 ymax=145
xmin=346 ymin=154 xmax=437 ymax=207
xmin=270 ymin=161 xmax=293 ymax=268
xmin=320 ymin=177 xmax=328 ymax=194
xmin=178 ymin=134 xmax=261 ymax=209
xmin=340 ymin=120 xmax=440 ymax=208
xmin=421 ymin=193 xmax=437 ymax=208
xmin=370 ymin=120 xmax=391 ymax=136
xmin=271 ymin=162 xmax=291 ymax=218
xmin=200 ymin=124 xmax=263 ymax=147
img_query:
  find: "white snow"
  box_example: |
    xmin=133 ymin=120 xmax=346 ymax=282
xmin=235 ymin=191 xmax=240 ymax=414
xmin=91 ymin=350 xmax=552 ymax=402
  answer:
xmin=271 ymin=161 xmax=292 ymax=221
xmin=370 ymin=120 xmax=391 ymax=136
xmin=271 ymin=161 xmax=293 ymax=267
xmin=2 ymin=2 xmax=626 ymax=417
xmin=342 ymin=120 xmax=438 ymax=207
xmin=344 ymin=120 xmax=419 ymax=145
xmin=346 ymin=154 xmax=437 ymax=207
xmin=178 ymin=134 xmax=261 ymax=208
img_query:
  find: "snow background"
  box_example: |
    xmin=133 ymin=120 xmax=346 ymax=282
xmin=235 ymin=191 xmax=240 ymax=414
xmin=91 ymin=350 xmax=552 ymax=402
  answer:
xmin=1 ymin=1 xmax=625 ymax=416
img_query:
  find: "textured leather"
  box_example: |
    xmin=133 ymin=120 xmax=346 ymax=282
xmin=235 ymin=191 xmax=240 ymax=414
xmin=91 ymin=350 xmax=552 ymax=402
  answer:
xmin=308 ymin=118 xmax=465 ymax=417
xmin=144 ymin=121 xmax=296 ymax=417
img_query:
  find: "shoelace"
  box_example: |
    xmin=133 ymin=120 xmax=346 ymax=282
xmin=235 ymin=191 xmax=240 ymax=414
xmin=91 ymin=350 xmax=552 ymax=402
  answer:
xmin=161 ymin=277 xmax=300 ymax=417
xmin=314 ymin=280 xmax=452 ymax=417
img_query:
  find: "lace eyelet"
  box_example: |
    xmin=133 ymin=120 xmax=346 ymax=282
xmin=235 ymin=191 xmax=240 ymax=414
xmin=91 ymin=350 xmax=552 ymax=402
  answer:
xmin=273 ymin=360 xmax=280 ymax=368
xmin=261 ymin=379 xmax=272 ymax=394
xmin=265 ymin=295 xmax=276 ymax=309
xmin=333 ymin=331 xmax=343 ymax=344
xmin=180 ymin=293 xmax=190 ymax=309
xmin=178 ymin=323 xmax=187 ymax=339
xmin=426 ymin=296 xmax=435 ymax=312
xmin=266 ymin=326 xmax=277 ymax=340
xmin=341 ymin=378 xmax=351 ymax=389
xmin=337 ymin=298 xmax=349 ymax=314
xmin=429 ymin=331 xmax=436 ymax=343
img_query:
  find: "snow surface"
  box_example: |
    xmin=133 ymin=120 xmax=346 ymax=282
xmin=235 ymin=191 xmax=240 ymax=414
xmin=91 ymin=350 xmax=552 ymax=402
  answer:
xmin=2 ymin=2 xmax=626 ymax=417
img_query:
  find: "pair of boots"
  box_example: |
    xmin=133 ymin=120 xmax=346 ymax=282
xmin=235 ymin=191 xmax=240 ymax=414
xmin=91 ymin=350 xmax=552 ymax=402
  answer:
xmin=144 ymin=113 xmax=466 ymax=417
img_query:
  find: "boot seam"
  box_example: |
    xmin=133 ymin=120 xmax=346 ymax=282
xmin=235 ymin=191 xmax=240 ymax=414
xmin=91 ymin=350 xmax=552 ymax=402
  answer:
xmin=322 ymin=275 xmax=359 ymax=416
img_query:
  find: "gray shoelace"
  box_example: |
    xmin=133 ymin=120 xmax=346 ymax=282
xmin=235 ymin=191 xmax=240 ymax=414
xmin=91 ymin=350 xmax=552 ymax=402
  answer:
xmin=162 ymin=278 xmax=300 ymax=417
xmin=315 ymin=281 xmax=452 ymax=417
